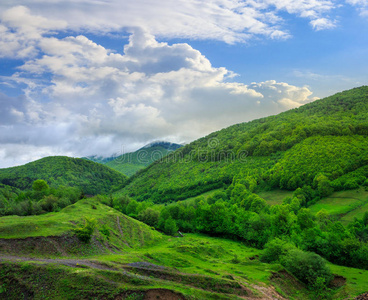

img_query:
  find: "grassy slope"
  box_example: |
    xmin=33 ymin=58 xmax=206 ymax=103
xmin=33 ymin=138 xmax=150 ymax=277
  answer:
xmin=307 ymin=187 xmax=368 ymax=223
xmin=0 ymin=156 xmax=127 ymax=194
xmin=120 ymin=86 xmax=368 ymax=203
xmin=0 ymin=198 xmax=162 ymax=254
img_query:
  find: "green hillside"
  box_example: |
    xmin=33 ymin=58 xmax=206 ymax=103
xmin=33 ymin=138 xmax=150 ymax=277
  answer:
xmin=105 ymin=142 xmax=182 ymax=176
xmin=121 ymin=86 xmax=368 ymax=203
xmin=0 ymin=156 xmax=127 ymax=195
xmin=0 ymin=198 xmax=162 ymax=255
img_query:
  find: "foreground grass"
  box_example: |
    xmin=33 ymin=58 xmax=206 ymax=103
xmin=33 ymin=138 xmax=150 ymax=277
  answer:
xmin=1 ymin=199 xmax=368 ymax=299
xmin=2 ymin=233 xmax=368 ymax=299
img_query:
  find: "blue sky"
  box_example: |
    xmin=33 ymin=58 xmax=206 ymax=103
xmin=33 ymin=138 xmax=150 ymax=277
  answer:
xmin=0 ymin=0 xmax=368 ymax=167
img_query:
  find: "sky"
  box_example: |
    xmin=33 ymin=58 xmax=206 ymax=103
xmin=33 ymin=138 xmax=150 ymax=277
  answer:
xmin=0 ymin=0 xmax=368 ymax=168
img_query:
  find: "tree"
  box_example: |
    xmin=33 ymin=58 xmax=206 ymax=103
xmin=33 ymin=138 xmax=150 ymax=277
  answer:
xmin=164 ymin=217 xmax=178 ymax=236
xmin=32 ymin=179 xmax=49 ymax=192
xmin=138 ymin=208 xmax=160 ymax=227
xmin=314 ymin=174 xmax=333 ymax=197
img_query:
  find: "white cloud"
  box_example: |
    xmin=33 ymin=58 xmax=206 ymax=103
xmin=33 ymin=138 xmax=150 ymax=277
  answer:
xmin=0 ymin=6 xmax=66 ymax=58
xmin=346 ymin=0 xmax=368 ymax=16
xmin=310 ymin=18 xmax=336 ymax=30
xmin=0 ymin=1 xmax=341 ymax=47
xmin=0 ymin=6 xmax=319 ymax=167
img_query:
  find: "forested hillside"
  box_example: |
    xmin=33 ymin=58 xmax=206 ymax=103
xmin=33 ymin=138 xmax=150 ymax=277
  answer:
xmin=121 ymin=86 xmax=368 ymax=203
xmin=0 ymin=156 xmax=127 ymax=195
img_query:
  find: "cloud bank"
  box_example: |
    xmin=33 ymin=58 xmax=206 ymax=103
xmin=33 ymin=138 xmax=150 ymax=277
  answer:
xmin=0 ymin=0 xmax=349 ymax=44
xmin=0 ymin=6 xmax=319 ymax=167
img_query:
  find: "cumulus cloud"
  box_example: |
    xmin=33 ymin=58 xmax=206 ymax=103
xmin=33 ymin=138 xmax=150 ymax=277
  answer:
xmin=0 ymin=0 xmax=341 ymax=46
xmin=0 ymin=6 xmax=318 ymax=167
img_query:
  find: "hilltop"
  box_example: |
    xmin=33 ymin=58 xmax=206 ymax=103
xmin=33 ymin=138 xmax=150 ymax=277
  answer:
xmin=0 ymin=156 xmax=127 ymax=195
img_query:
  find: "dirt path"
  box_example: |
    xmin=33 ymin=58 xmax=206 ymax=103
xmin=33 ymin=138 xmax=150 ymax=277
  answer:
xmin=0 ymin=254 xmax=116 ymax=270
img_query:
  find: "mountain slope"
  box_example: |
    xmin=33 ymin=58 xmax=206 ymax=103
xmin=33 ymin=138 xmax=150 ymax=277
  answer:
xmin=0 ymin=156 xmax=127 ymax=195
xmin=105 ymin=141 xmax=182 ymax=176
xmin=120 ymin=86 xmax=368 ymax=203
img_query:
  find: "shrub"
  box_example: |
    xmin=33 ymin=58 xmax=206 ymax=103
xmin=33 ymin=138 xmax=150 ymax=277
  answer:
xmin=74 ymin=217 xmax=97 ymax=243
xmin=40 ymin=195 xmax=59 ymax=212
xmin=282 ymin=249 xmax=332 ymax=289
xmin=260 ymin=238 xmax=295 ymax=263
xmin=99 ymin=224 xmax=111 ymax=240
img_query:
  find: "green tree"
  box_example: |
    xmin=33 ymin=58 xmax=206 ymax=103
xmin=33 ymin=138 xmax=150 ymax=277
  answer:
xmin=32 ymin=179 xmax=49 ymax=191
xmin=138 ymin=208 xmax=160 ymax=227
xmin=314 ymin=174 xmax=334 ymax=197
xmin=164 ymin=217 xmax=178 ymax=236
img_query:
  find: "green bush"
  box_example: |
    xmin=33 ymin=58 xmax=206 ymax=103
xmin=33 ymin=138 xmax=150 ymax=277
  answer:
xmin=99 ymin=224 xmax=111 ymax=239
xmin=282 ymin=249 xmax=332 ymax=289
xmin=260 ymin=238 xmax=295 ymax=263
xmin=74 ymin=217 xmax=97 ymax=243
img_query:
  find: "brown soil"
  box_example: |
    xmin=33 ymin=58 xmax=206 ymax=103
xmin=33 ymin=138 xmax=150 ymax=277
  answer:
xmin=329 ymin=274 xmax=346 ymax=289
xmin=356 ymin=292 xmax=368 ymax=300
xmin=144 ymin=289 xmax=186 ymax=300
xmin=249 ymin=284 xmax=286 ymax=300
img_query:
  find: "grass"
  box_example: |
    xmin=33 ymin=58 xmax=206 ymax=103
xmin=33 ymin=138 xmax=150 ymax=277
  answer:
xmin=154 ymin=188 xmax=225 ymax=209
xmin=329 ymin=264 xmax=368 ymax=299
xmin=256 ymin=189 xmax=294 ymax=206
xmin=308 ymin=188 xmax=368 ymax=221
xmin=340 ymin=201 xmax=368 ymax=224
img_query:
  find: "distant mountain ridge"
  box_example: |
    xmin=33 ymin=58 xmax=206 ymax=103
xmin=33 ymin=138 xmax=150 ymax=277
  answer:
xmin=141 ymin=141 xmax=183 ymax=150
xmin=84 ymin=141 xmax=183 ymax=177
xmin=83 ymin=154 xmax=119 ymax=164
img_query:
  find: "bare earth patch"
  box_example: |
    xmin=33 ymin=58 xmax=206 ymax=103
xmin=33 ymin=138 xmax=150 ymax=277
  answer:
xmin=144 ymin=289 xmax=186 ymax=300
